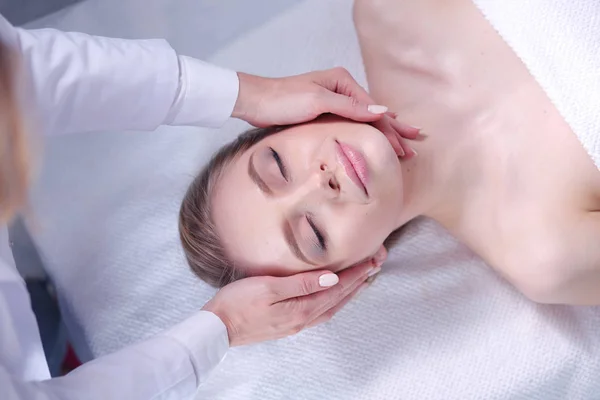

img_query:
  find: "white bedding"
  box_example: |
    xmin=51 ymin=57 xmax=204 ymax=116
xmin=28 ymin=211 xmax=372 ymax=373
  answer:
xmin=27 ymin=0 xmax=600 ymax=399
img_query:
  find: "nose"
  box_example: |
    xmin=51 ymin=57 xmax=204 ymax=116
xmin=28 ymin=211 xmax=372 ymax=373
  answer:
xmin=281 ymin=160 xmax=340 ymax=209
xmin=317 ymin=161 xmax=340 ymax=197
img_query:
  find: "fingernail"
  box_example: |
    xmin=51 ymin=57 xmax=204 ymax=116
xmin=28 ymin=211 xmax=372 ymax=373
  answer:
xmin=367 ymin=266 xmax=381 ymax=278
xmin=411 ymin=149 xmax=418 ymax=157
xmin=319 ymin=273 xmax=339 ymax=287
xmin=368 ymin=105 xmax=388 ymax=114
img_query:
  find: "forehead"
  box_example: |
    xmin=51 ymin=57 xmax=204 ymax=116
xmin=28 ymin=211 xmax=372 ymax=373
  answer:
xmin=210 ymin=135 xmax=299 ymax=274
xmin=209 ymin=119 xmax=386 ymax=274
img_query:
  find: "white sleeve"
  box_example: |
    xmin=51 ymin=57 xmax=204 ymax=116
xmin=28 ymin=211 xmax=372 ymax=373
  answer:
xmin=9 ymin=21 xmax=239 ymax=135
xmin=1 ymin=311 xmax=229 ymax=400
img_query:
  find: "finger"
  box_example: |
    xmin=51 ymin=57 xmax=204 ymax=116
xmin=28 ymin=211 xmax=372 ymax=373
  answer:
xmin=315 ymin=68 xmax=389 ymax=122
xmin=319 ymin=91 xmax=387 ymax=122
xmin=308 ymin=281 xmax=370 ymax=327
xmin=319 ymin=67 xmax=375 ymax=105
xmin=377 ymin=121 xmax=405 ymax=156
xmin=389 ymin=117 xmax=420 ymax=139
xmin=398 ymin=138 xmax=417 ymax=158
xmin=372 ymin=118 xmax=406 ymax=157
xmin=386 ymin=118 xmax=419 ymax=157
xmin=298 ymin=259 xmax=378 ymax=320
xmin=307 ymin=282 xmax=369 ymax=328
xmin=373 ymin=245 xmax=388 ymax=264
xmin=385 ymin=131 xmax=405 ymax=157
xmin=270 ymin=270 xmax=340 ymax=302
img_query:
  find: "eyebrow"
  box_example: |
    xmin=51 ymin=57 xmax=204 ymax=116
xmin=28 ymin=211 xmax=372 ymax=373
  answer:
xmin=248 ymin=152 xmax=273 ymax=196
xmin=283 ymin=220 xmax=317 ymax=266
xmin=249 ymin=153 xmax=317 ymax=266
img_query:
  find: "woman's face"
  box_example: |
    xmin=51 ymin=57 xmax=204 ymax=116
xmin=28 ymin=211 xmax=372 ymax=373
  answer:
xmin=212 ymin=117 xmax=404 ymax=276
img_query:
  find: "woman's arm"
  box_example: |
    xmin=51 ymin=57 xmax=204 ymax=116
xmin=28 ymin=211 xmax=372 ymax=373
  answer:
xmin=545 ymin=213 xmax=600 ymax=305
xmin=0 ymin=270 xmax=229 ymax=399
xmin=0 ymin=313 xmax=228 ymax=400
xmin=516 ymin=213 xmax=600 ymax=306
xmin=0 ymin=14 xmax=238 ymax=136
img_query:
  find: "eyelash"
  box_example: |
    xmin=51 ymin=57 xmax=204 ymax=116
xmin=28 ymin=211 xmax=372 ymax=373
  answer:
xmin=306 ymin=215 xmax=327 ymax=252
xmin=269 ymin=147 xmax=288 ymax=181
xmin=268 ymin=147 xmax=324 ymax=254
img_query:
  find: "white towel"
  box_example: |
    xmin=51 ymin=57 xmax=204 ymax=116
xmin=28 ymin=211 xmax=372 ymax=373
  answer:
xmin=473 ymin=0 xmax=600 ymax=167
xmin=26 ymin=1 xmax=600 ymax=399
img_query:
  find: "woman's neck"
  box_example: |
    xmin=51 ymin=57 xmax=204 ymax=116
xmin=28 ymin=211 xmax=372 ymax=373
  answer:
xmin=393 ymin=127 xmax=488 ymax=230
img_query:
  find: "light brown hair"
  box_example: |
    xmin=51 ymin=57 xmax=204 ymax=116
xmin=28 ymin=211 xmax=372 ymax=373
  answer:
xmin=179 ymin=125 xmax=288 ymax=287
xmin=0 ymin=39 xmax=30 ymax=223
xmin=179 ymin=123 xmax=403 ymax=288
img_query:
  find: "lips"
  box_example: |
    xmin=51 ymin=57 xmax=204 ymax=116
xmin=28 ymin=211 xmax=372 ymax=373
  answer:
xmin=335 ymin=140 xmax=370 ymax=196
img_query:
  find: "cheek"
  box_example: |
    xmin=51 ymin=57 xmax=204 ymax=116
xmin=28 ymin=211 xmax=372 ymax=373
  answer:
xmin=329 ymin=209 xmax=390 ymax=267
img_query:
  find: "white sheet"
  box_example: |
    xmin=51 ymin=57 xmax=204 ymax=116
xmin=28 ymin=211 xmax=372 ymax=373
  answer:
xmin=26 ymin=0 xmax=600 ymax=399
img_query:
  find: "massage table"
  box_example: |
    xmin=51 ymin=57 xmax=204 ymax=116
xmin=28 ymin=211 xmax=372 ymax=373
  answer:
xmin=24 ymin=0 xmax=600 ymax=398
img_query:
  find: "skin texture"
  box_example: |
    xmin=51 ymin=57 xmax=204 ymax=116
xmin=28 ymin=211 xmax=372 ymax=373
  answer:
xmin=212 ymin=117 xmax=409 ymax=276
xmin=203 ymin=261 xmax=380 ymax=347
xmin=212 ymin=0 xmax=600 ymax=306
xmin=193 ymin=63 xmax=420 ymax=343
xmin=233 ymin=69 xmax=419 ymax=156
xmin=354 ymin=0 xmax=600 ymax=304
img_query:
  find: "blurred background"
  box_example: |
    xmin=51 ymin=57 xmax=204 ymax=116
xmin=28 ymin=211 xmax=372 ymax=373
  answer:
xmin=2 ymin=0 xmax=86 ymax=375
xmin=0 ymin=0 xmax=82 ymax=25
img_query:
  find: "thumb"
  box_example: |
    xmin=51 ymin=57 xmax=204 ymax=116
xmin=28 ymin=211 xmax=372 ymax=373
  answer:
xmin=320 ymin=91 xmax=388 ymax=122
xmin=271 ymin=270 xmax=339 ymax=302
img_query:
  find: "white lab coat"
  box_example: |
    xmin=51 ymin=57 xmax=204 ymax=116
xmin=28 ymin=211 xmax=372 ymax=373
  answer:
xmin=0 ymin=14 xmax=237 ymax=399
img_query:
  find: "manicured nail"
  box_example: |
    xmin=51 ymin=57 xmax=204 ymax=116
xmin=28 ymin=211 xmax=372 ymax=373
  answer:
xmin=367 ymin=266 xmax=381 ymax=278
xmin=319 ymin=273 xmax=339 ymax=287
xmin=368 ymin=105 xmax=388 ymax=114
xmin=411 ymin=149 xmax=418 ymax=157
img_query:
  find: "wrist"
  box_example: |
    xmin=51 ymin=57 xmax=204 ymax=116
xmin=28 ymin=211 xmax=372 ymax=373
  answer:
xmin=232 ymin=72 xmax=273 ymax=124
xmin=202 ymin=301 xmax=236 ymax=346
xmin=232 ymin=72 xmax=252 ymax=120
xmin=163 ymin=310 xmax=230 ymax=372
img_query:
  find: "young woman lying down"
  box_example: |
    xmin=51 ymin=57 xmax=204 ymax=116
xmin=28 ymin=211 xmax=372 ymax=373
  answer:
xmin=179 ymin=0 xmax=600 ymax=306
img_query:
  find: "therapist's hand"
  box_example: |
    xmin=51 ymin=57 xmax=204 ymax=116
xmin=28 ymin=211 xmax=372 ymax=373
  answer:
xmin=203 ymin=249 xmax=386 ymax=347
xmin=232 ymin=68 xmax=419 ymax=156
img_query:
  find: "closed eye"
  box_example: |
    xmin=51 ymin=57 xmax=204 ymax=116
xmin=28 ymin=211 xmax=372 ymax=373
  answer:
xmin=306 ymin=215 xmax=327 ymax=251
xmin=270 ymin=147 xmax=288 ymax=181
